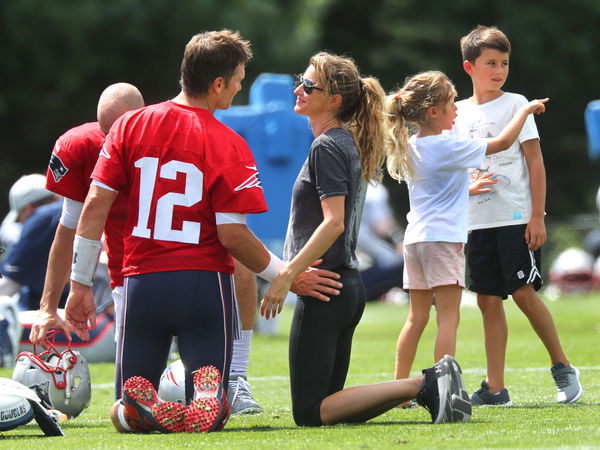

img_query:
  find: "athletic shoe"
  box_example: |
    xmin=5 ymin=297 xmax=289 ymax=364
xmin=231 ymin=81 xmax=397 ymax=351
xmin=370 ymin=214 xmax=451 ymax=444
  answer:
xmin=228 ymin=376 xmax=264 ymax=415
xmin=416 ymin=356 xmax=452 ymax=424
xmin=470 ymin=380 xmax=513 ymax=406
xmin=122 ymin=376 xmax=186 ymax=433
xmin=442 ymin=355 xmax=471 ymax=422
xmin=551 ymin=363 xmax=583 ymax=403
xmin=186 ymin=366 xmax=230 ymax=433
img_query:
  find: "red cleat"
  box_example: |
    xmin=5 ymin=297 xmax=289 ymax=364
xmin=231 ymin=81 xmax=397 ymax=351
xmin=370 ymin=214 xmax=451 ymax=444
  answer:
xmin=192 ymin=366 xmax=222 ymax=400
xmin=185 ymin=366 xmax=230 ymax=432
xmin=185 ymin=397 xmax=222 ymax=433
xmin=123 ymin=376 xmax=186 ymax=433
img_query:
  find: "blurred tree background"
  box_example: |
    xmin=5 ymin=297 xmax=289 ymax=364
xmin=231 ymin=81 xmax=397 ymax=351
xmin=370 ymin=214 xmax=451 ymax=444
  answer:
xmin=1 ymin=0 xmax=599 ymax=223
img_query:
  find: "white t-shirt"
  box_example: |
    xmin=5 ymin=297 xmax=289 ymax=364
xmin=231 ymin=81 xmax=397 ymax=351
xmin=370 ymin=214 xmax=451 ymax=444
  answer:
xmin=403 ymin=134 xmax=487 ymax=245
xmin=452 ymin=92 xmax=539 ymax=230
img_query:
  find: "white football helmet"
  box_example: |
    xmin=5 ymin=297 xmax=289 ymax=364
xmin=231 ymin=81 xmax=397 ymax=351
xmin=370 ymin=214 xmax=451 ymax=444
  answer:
xmin=548 ymin=247 xmax=594 ymax=293
xmin=12 ymin=337 xmax=91 ymax=418
xmin=158 ymin=359 xmax=186 ymax=404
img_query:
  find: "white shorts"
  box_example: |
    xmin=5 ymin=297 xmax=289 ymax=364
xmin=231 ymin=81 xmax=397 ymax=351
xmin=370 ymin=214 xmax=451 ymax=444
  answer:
xmin=403 ymin=242 xmax=465 ymax=290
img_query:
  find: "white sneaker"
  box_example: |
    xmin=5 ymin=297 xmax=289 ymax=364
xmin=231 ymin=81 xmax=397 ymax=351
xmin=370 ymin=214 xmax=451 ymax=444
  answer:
xmin=551 ymin=363 xmax=583 ymax=403
xmin=227 ymin=376 xmax=263 ymax=415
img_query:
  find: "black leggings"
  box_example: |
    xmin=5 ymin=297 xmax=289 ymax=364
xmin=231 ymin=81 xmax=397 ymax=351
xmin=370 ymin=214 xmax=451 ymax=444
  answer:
xmin=289 ymin=276 xmax=365 ymax=426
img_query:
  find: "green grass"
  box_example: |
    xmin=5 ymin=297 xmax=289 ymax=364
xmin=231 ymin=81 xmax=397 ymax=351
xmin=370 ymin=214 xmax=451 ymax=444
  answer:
xmin=1 ymin=292 xmax=598 ymax=448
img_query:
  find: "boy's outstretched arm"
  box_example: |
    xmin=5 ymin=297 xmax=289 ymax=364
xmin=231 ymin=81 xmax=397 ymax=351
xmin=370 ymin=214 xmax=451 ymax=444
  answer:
xmin=522 ymin=138 xmax=547 ymax=250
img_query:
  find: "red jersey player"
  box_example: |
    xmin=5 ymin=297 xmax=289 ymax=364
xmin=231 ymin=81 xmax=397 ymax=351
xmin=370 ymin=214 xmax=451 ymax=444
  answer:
xmin=30 ymin=83 xmax=144 ymax=351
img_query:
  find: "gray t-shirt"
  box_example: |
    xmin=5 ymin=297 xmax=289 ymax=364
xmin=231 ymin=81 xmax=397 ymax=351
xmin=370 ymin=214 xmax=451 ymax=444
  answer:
xmin=283 ymin=128 xmax=366 ymax=272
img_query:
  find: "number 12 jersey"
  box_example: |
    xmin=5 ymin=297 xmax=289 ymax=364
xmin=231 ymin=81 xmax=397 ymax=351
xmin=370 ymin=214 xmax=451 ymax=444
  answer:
xmin=92 ymin=100 xmax=267 ymax=277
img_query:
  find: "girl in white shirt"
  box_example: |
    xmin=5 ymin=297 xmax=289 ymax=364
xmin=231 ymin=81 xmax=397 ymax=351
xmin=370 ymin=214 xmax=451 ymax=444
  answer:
xmin=384 ymin=71 xmax=547 ymax=399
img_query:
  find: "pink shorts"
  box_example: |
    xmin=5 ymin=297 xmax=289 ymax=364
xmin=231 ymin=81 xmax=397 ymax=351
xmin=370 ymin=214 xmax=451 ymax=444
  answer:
xmin=403 ymin=242 xmax=465 ymax=290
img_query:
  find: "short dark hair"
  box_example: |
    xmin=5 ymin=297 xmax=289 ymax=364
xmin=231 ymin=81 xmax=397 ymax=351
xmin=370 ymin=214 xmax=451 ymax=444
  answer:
xmin=460 ymin=25 xmax=511 ymax=62
xmin=180 ymin=29 xmax=252 ymax=97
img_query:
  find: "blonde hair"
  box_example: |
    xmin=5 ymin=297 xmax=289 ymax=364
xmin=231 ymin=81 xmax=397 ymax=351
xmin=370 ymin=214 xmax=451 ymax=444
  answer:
xmin=385 ymin=71 xmax=457 ymax=181
xmin=310 ymin=52 xmax=386 ymax=182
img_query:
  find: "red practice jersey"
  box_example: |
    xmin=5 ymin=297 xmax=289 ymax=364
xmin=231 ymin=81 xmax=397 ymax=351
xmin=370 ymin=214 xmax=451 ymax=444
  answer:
xmin=46 ymin=121 xmax=127 ymax=288
xmin=92 ymin=101 xmax=267 ymax=276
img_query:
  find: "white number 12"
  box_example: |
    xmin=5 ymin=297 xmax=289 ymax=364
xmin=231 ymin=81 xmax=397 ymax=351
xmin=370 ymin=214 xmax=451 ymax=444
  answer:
xmin=132 ymin=157 xmax=203 ymax=244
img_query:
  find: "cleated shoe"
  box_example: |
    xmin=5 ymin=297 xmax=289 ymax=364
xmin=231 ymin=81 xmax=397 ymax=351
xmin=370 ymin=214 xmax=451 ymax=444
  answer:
xmin=185 ymin=397 xmax=222 ymax=433
xmin=186 ymin=366 xmax=230 ymax=432
xmin=551 ymin=363 xmax=583 ymax=403
xmin=228 ymin=376 xmax=264 ymax=415
xmin=442 ymin=355 xmax=471 ymax=422
xmin=123 ymin=376 xmax=186 ymax=433
xmin=118 ymin=399 xmax=154 ymax=433
xmin=192 ymin=366 xmax=223 ymax=400
xmin=152 ymin=402 xmax=187 ymax=433
xmin=416 ymin=357 xmax=452 ymax=424
xmin=470 ymin=380 xmax=512 ymax=406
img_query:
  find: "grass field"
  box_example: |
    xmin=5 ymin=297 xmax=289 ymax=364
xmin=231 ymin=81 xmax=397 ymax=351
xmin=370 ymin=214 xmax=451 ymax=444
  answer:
xmin=1 ymin=291 xmax=598 ymax=448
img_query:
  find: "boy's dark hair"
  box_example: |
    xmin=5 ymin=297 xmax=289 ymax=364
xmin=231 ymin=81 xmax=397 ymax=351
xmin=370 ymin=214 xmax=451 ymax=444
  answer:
xmin=460 ymin=25 xmax=511 ymax=62
xmin=180 ymin=29 xmax=252 ymax=97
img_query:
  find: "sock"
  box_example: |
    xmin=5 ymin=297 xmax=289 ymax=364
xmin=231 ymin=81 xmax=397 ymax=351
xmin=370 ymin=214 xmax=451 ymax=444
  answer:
xmin=117 ymin=403 xmax=133 ymax=432
xmin=229 ymin=329 xmax=252 ymax=379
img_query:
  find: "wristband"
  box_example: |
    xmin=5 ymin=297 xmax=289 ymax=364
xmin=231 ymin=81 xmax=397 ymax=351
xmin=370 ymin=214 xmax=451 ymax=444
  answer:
xmin=256 ymin=251 xmax=285 ymax=282
xmin=71 ymin=235 xmax=103 ymax=286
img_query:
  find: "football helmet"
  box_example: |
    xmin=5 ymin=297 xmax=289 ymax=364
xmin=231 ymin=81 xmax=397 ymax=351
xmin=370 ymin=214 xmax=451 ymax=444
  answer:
xmin=158 ymin=359 xmax=186 ymax=405
xmin=548 ymin=247 xmax=594 ymax=293
xmin=12 ymin=334 xmax=91 ymax=418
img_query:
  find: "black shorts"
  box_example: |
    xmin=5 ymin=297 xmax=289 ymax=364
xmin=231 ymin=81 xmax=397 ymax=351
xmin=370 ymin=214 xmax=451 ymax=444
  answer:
xmin=467 ymin=224 xmax=543 ymax=299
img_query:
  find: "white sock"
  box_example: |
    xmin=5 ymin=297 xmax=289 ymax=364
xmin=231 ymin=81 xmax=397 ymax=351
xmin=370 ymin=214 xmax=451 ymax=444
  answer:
xmin=117 ymin=403 xmax=133 ymax=432
xmin=229 ymin=329 xmax=252 ymax=379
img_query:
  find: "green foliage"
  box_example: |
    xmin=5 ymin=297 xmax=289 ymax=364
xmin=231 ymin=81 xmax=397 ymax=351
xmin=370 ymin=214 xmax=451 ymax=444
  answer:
xmin=0 ymin=0 xmax=598 ymax=217
xmin=320 ymin=0 xmax=600 ymax=220
xmin=1 ymin=295 xmax=598 ymax=447
xmin=0 ymin=0 xmax=325 ymax=211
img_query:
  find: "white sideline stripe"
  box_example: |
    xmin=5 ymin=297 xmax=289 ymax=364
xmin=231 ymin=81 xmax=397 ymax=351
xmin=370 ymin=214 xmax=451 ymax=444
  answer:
xmin=91 ymin=365 xmax=600 ymax=389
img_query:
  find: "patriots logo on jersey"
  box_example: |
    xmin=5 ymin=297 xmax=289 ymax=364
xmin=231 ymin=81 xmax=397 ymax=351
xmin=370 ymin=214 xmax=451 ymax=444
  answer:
xmin=234 ymin=166 xmax=262 ymax=191
xmin=30 ymin=381 xmax=52 ymax=410
xmin=49 ymin=153 xmax=69 ymax=182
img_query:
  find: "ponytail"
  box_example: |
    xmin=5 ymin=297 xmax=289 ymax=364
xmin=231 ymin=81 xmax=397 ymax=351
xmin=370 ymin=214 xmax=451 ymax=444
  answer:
xmin=385 ymin=71 xmax=457 ymax=182
xmin=349 ymin=77 xmax=386 ymax=182
xmin=384 ymin=93 xmax=412 ymax=181
xmin=310 ymin=52 xmax=386 ymax=182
